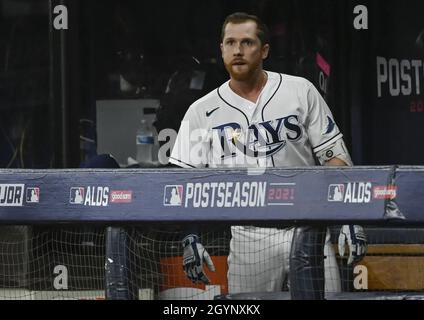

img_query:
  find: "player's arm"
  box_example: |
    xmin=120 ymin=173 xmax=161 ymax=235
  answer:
xmin=169 ymin=105 xmax=216 ymax=284
xmin=323 ymin=147 xmax=367 ymax=267
xmin=321 ymin=145 xmax=367 ymax=265
xmin=325 ymin=157 xmax=348 ymax=166
xmin=305 ymin=81 xmax=367 ymax=265
xmin=316 ymin=138 xmax=353 ymax=166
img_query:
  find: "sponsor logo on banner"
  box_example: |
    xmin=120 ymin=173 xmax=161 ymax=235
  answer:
xmin=26 ymin=187 xmax=40 ymax=203
xmin=0 ymin=184 xmax=25 ymax=207
xmin=163 ymin=185 xmax=184 ymax=206
xmin=110 ymin=190 xmax=133 ymax=203
xmin=373 ymin=185 xmax=397 ymax=200
xmin=328 ymin=182 xmax=372 ymax=204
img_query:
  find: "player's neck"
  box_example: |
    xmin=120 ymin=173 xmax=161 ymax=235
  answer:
xmin=229 ymin=70 xmax=268 ymax=104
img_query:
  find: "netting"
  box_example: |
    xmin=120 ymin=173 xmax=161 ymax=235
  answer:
xmin=0 ymin=226 xmax=105 ymax=300
xmin=1 ymin=225 xmax=424 ymax=300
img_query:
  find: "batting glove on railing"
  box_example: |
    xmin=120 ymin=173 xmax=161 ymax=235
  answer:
xmin=338 ymin=225 xmax=368 ymax=265
xmin=182 ymin=234 xmax=215 ymax=284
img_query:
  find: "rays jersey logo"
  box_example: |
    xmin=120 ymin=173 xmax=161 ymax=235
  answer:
xmin=213 ymin=115 xmax=302 ymax=159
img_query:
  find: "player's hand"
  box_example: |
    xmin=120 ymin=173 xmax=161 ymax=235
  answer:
xmin=338 ymin=225 xmax=368 ymax=265
xmin=182 ymin=234 xmax=216 ymax=284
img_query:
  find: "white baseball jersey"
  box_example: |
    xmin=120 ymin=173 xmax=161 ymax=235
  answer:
xmin=170 ymin=71 xmax=345 ymax=169
xmin=170 ymin=71 xmax=345 ymax=294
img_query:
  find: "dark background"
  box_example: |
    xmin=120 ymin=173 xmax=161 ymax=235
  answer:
xmin=1 ymin=0 xmax=423 ymax=168
xmin=0 ymin=0 xmax=423 ymax=296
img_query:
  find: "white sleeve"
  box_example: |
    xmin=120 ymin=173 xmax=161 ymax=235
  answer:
xmin=305 ymin=82 xmax=344 ymax=154
xmin=169 ymin=105 xmax=210 ymax=168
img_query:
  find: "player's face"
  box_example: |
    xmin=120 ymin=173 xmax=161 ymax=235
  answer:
xmin=221 ymin=21 xmax=269 ymax=81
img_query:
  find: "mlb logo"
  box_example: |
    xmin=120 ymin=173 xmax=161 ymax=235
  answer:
xmin=163 ymin=185 xmax=183 ymax=206
xmin=328 ymin=184 xmax=345 ymax=202
xmin=26 ymin=187 xmax=40 ymax=203
xmin=70 ymin=187 xmax=85 ymax=204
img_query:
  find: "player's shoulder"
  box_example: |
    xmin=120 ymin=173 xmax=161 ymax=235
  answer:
xmin=280 ymin=73 xmax=313 ymax=88
xmin=186 ymin=86 xmax=222 ymax=114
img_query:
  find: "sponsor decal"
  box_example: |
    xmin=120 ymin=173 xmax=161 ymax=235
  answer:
xmin=110 ymin=190 xmax=133 ymax=203
xmin=373 ymin=185 xmax=397 ymax=200
xmin=0 ymin=184 xmax=25 ymax=207
xmin=26 ymin=187 xmax=40 ymax=203
xmin=164 ymin=185 xmax=183 ymax=206
xmin=328 ymin=182 xmax=372 ymax=203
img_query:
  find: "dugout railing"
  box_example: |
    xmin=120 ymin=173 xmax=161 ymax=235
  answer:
xmin=0 ymin=166 xmax=423 ymax=300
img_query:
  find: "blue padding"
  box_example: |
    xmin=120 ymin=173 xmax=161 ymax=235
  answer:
xmin=105 ymin=227 xmax=138 ymax=300
xmin=0 ymin=166 xmax=422 ymax=224
xmin=393 ymin=167 xmax=424 ymax=223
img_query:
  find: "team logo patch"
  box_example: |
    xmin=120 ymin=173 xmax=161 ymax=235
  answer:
xmin=323 ymin=116 xmax=336 ymax=135
xmin=70 ymin=187 xmax=85 ymax=204
xmin=328 ymin=184 xmax=345 ymax=202
xmin=163 ymin=185 xmax=183 ymax=206
xmin=26 ymin=187 xmax=40 ymax=203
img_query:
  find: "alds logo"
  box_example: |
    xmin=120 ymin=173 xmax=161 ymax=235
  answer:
xmin=83 ymin=187 xmax=109 ymax=206
xmin=328 ymin=182 xmax=372 ymax=204
xmin=343 ymin=182 xmax=372 ymax=203
xmin=70 ymin=187 xmax=109 ymax=206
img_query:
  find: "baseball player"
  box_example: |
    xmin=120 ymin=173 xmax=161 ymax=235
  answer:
xmin=170 ymin=12 xmax=367 ymax=296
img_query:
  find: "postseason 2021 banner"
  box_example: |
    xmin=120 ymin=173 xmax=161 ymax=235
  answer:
xmin=0 ymin=166 xmax=422 ymax=224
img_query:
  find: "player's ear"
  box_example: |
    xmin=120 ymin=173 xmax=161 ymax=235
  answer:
xmin=220 ymin=42 xmax=224 ymax=56
xmin=262 ymin=43 xmax=270 ymax=60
